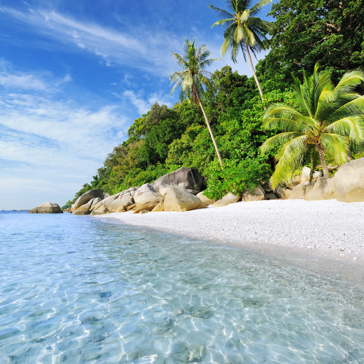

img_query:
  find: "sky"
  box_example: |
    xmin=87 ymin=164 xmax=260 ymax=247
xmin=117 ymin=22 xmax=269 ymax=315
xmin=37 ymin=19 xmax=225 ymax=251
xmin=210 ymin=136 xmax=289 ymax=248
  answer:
xmin=0 ymin=0 xmax=274 ymax=210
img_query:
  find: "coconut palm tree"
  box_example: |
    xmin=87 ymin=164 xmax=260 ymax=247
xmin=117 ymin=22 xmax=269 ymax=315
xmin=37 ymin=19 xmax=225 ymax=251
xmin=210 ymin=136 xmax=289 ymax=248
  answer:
xmin=209 ymin=0 xmax=272 ymax=102
xmin=170 ymin=39 xmax=223 ymax=167
xmin=260 ymin=63 xmax=364 ymax=189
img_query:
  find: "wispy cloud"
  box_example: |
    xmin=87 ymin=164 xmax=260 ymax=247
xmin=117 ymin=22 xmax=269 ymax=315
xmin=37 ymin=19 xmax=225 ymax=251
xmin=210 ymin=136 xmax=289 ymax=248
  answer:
xmin=0 ymin=5 xmax=265 ymax=78
xmin=121 ymin=90 xmax=173 ymax=115
xmin=0 ymin=59 xmax=71 ymax=91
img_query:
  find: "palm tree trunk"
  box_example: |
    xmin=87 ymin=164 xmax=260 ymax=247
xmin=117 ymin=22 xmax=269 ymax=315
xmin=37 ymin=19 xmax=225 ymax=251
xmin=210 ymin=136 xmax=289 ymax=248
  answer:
xmin=245 ymin=40 xmax=264 ymax=103
xmin=197 ymin=94 xmax=223 ymax=168
xmin=317 ymin=147 xmax=330 ymax=178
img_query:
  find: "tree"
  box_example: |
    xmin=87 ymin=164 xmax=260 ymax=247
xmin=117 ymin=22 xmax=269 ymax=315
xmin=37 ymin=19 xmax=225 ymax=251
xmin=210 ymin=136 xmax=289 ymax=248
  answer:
xmin=260 ymin=63 xmax=364 ymax=188
xmin=170 ymin=39 xmax=224 ymax=167
xmin=209 ymin=0 xmax=272 ymax=102
xmin=267 ymin=0 xmax=364 ymax=76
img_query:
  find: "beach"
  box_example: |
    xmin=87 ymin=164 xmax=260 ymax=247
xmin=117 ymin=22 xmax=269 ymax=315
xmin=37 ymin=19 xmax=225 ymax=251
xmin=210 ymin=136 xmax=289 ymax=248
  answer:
xmin=97 ymin=199 xmax=364 ymax=282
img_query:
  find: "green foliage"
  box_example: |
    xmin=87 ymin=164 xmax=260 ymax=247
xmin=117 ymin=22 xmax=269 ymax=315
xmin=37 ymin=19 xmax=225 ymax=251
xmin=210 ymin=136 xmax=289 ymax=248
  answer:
xmin=61 ymin=201 xmax=73 ymax=210
xmin=261 ymin=63 xmax=364 ymax=187
xmin=267 ymin=0 xmax=364 ymax=76
xmin=204 ymin=158 xmax=271 ymax=200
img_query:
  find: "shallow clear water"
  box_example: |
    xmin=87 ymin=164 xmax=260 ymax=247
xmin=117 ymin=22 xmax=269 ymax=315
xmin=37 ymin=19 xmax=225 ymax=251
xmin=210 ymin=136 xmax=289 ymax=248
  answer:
xmin=1 ymin=212 xmax=364 ymax=364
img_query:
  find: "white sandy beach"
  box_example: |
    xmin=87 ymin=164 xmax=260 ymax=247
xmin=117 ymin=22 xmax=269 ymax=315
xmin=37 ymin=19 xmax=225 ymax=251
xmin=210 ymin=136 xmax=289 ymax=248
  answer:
xmin=96 ymin=200 xmax=364 ymax=280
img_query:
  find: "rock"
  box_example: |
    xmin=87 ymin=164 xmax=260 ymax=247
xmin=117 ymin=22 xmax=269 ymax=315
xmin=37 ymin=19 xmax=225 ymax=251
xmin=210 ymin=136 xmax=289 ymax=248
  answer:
xmin=332 ymin=158 xmax=364 ymax=202
xmin=126 ymin=204 xmax=136 ymax=211
xmin=71 ymin=189 xmax=104 ymax=213
xmin=242 ymin=186 xmax=265 ymax=202
xmin=275 ymin=186 xmax=292 ymax=199
xmin=29 ymin=202 xmax=63 ymax=214
xmin=212 ymin=193 xmax=241 ymax=208
xmin=286 ymin=175 xmax=301 ymax=189
xmin=265 ymin=192 xmax=277 ymax=200
xmin=305 ymin=177 xmax=335 ymax=201
xmin=196 ymin=191 xmax=214 ymax=208
xmin=301 ymin=167 xmax=311 ymax=184
xmin=134 ymin=184 xmax=163 ymax=213
xmin=164 ymin=186 xmax=202 ymax=212
xmin=104 ymin=193 xmax=134 ymax=213
xmin=74 ymin=199 xmax=94 ymax=215
xmin=139 ymin=210 xmax=150 ymax=214
xmin=153 ymin=167 xmax=205 ymax=197
xmin=90 ymin=197 xmax=102 ymax=209
xmin=261 ymin=181 xmax=274 ymax=193
xmin=91 ymin=204 xmax=109 ymax=215
xmin=289 ymin=183 xmax=315 ymax=199
xmin=152 ymin=200 xmax=165 ymax=212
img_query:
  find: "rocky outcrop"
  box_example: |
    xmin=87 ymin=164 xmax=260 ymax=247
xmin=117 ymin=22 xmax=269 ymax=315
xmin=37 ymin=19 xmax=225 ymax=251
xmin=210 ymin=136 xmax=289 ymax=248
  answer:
xmin=154 ymin=167 xmax=205 ymax=197
xmin=152 ymin=200 xmax=165 ymax=212
xmin=305 ymin=178 xmax=335 ymax=201
xmin=332 ymin=158 xmax=364 ymax=202
xmin=212 ymin=193 xmax=241 ymax=208
xmin=242 ymin=186 xmax=265 ymax=202
xmin=29 ymin=202 xmax=63 ymax=214
xmin=104 ymin=193 xmax=134 ymax=213
xmin=289 ymin=183 xmax=316 ymax=200
xmin=275 ymin=186 xmax=292 ymax=200
xmin=164 ymin=186 xmax=202 ymax=212
xmin=134 ymin=184 xmax=163 ymax=213
xmin=196 ymin=192 xmax=214 ymax=208
xmin=71 ymin=189 xmax=105 ymax=213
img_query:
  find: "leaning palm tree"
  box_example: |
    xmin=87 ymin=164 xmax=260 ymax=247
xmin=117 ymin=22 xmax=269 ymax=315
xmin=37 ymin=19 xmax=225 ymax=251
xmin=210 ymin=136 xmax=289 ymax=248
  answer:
xmin=209 ymin=0 xmax=272 ymax=102
xmin=170 ymin=39 xmax=223 ymax=167
xmin=260 ymin=63 xmax=364 ymax=189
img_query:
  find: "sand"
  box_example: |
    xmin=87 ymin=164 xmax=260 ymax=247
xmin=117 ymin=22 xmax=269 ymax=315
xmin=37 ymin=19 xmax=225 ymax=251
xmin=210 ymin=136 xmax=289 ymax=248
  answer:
xmin=96 ymin=200 xmax=364 ymax=282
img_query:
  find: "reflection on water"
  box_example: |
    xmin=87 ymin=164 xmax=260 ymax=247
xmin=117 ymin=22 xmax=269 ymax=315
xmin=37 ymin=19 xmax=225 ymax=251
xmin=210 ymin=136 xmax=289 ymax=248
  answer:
xmin=1 ymin=212 xmax=364 ymax=363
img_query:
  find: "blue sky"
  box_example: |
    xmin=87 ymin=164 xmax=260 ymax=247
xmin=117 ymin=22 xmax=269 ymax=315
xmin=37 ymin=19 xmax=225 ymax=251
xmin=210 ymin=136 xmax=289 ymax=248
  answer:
xmin=0 ymin=0 xmax=274 ymax=209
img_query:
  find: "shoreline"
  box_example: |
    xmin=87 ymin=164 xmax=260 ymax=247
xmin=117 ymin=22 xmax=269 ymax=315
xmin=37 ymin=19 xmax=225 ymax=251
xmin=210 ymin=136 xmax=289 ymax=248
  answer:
xmin=95 ymin=200 xmax=364 ymax=284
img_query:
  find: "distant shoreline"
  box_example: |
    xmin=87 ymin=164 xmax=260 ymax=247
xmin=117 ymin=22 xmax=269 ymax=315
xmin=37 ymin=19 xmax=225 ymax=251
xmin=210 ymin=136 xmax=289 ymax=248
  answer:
xmin=95 ymin=200 xmax=364 ymax=284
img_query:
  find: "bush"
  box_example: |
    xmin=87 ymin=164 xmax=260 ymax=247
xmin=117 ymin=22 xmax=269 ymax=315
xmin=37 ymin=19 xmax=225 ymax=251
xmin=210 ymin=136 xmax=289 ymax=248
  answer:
xmin=204 ymin=158 xmax=271 ymax=201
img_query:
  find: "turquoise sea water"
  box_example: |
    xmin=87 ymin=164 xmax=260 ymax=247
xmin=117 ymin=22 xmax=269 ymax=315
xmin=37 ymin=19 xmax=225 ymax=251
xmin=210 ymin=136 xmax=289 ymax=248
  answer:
xmin=1 ymin=212 xmax=364 ymax=363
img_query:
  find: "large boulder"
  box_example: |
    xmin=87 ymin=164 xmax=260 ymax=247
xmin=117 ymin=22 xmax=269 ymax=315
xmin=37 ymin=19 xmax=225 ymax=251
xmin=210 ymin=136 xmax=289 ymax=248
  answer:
xmin=29 ymin=202 xmax=63 ymax=214
xmin=154 ymin=167 xmax=205 ymax=197
xmin=164 ymin=186 xmax=202 ymax=212
xmin=305 ymin=177 xmax=335 ymax=201
xmin=332 ymin=158 xmax=364 ymax=202
xmin=212 ymin=193 xmax=241 ymax=208
xmin=289 ymin=183 xmax=315 ymax=200
xmin=71 ymin=189 xmax=104 ymax=213
xmin=196 ymin=191 xmax=214 ymax=208
xmin=275 ymin=186 xmax=292 ymax=200
xmin=242 ymin=186 xmax=265 ymax=202
xmin=104 ymin=193 xmax=134 ymax=213
xmin=152 ymin=200 xmax=165 ymax=212
xmin=74 ymin=197 xmax=103 ymax=216
xmin=134 ymin=184 xmax=163 ymax=213
xmin=91 ymin=204 xmax=109 ymax=215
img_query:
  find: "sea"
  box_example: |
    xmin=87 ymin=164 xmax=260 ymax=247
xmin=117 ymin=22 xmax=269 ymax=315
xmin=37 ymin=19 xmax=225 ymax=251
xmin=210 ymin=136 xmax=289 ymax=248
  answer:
xmin=1 ymin=211 xmax=364 ymax=363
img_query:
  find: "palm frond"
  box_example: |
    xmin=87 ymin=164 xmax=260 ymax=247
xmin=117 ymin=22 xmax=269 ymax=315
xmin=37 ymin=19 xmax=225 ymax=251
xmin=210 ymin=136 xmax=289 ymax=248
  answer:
xmin=260 ymin=132 xmax=304 ymax=155
xmin=208 ymin=4 xmax=234 ymax=19
xmin=320 ymin=133 xmax=349 ymax=165
xmin=250 ymin=0 xmax=272 ymax=16
xmin=325 ymin=116 xmax=364 ymax=144
xmin=270 ymin=136 xmax=307 ymax=189
xmin=334 ymin=70 xmax=364 ymax=94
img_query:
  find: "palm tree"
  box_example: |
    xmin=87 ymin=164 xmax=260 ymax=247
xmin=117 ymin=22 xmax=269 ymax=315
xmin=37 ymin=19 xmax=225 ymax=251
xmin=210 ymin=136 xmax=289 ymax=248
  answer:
xmin=260 ymin=63 xmax=364 ymax=189
xmin=170 ymin=39 xmax=224 ymax=167
xmin=209 ymin=0 xmax=272 ymax=102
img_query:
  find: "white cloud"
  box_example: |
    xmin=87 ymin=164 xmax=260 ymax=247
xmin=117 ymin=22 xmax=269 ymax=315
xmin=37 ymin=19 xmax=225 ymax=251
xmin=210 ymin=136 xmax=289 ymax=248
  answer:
xmin=0 ymin=63 xmax=131 ymax=209
xmin=121 ymin=90 xmax=173 ymax=115
xmin=0 ymin=60 xmax=71 ymax=91
xmin=0 ymin=5 xmax=266 ymax=78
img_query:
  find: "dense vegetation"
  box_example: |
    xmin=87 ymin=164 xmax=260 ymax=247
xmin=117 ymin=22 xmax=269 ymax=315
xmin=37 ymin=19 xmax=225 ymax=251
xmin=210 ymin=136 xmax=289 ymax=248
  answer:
xmin=65 ymin=0 xmax=364 ymax=208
